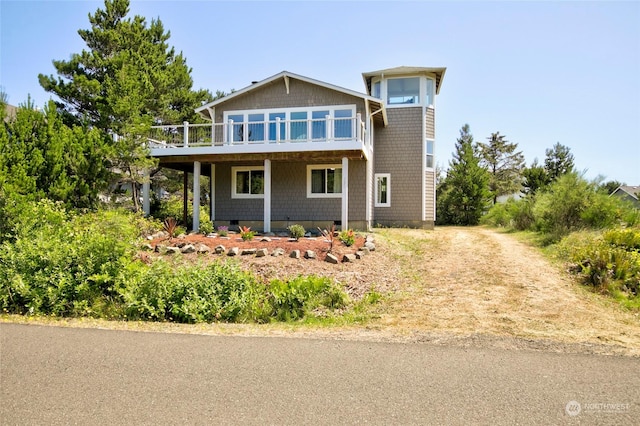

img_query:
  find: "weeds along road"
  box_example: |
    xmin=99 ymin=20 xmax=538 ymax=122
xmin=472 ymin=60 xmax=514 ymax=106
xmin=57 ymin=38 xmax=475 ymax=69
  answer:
xmin=1 ymin=323 xmax=638 ymax=425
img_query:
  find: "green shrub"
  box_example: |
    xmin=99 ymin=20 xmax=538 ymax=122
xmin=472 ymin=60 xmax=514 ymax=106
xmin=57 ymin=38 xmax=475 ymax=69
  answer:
xmin=555 ymin=229 xmax=640 ymax=300
xmin=339 ymin=229 xmax=355 ymax=247
xmin=268 ymin=276 xmax=348 ymax=321
xmin=199 ymin=220 xmax=214 ymax=235
xmin=288 ymin=224 xmax=305 ymax=240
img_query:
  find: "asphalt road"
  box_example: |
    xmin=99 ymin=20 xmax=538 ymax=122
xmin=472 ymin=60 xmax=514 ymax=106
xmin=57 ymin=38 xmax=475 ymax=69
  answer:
xmin=1 ymin=323 xmax=638 ymax=425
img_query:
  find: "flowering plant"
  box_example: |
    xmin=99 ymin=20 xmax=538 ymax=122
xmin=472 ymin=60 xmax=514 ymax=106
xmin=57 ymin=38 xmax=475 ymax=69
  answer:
xmin=217 ymin=225 xmax=228 ymax=237
xmin=240 ymin=226 xmax=255 ymax=241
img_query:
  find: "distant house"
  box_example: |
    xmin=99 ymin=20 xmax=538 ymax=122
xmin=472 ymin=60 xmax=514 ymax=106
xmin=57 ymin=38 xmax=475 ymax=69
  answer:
xmin=145 ymin=66 xmax=446 ymax=232
xmin=610 ymin=185 xmax=640 ymax=208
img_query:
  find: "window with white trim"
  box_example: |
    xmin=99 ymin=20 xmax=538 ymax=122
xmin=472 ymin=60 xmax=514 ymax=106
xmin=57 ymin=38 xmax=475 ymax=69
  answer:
xmin=426 ymin=140 xmax=435 ymax=169
xmin=375 ymin=173 xmax=391 ymax=207
xmin=232 ymin=166 xmax=264 ymax=198
xmin=307 ymin=165 xmax=342 ymax=198
xmin=387 ymin=77 xmax=420 ymax=105
xmin=224 ymin=105 xmax=357 ymax=143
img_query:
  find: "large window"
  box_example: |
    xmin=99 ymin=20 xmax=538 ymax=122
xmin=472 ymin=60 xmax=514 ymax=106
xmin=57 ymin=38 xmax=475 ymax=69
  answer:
xmin=307 ymin=165 xmax=342 ymax=198
xmin=232 ymin=166 xmax=264 ymax=198
xmin=224 ymin=105 xmax=357 ymax=143
xmin=387 ymin=77 xmax=420 ymax=105
xmin=375 ymin=173 xmax=391 ymax=207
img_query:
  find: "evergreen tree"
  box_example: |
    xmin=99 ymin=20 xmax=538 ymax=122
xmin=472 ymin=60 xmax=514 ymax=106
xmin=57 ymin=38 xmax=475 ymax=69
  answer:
xmin=522 ymin=159 xmax=550 ymax=195
xmin=544 ymin=142 xmax=574 ymax=182
xmin=478 ymin=132 xmax=525 ymax=204
xmin=436 ymin=124 xmax=491 ymax=225
xmin=0 ymin=100 xmax=111 ymax=210
xmin=38 ymin=0 xmax=211 ymax=210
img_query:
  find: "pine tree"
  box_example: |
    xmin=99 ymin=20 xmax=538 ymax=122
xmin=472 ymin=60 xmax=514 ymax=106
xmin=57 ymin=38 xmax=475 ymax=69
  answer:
xmin=522 ymin=159 xmax=550 ymax=195
xmin=38 ymin=0 xmax=211 ymax=210
xmin=544 ymin=142 xmax=574 ymax=182
xmin=436 ymin=124 xmax=491 ymax=225
xmin=478 ymin=132 xmax=525 ymax=204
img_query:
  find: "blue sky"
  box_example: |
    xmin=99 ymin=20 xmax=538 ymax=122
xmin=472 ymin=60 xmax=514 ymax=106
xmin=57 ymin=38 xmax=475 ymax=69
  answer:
xmin=1 ymin=0 xmax=639 ymax=184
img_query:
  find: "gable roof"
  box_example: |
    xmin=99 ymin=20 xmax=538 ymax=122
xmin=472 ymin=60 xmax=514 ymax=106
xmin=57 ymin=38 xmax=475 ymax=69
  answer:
xmin=195 ymin=71 xmax=387 ymax=125
xmin=612 ymin=185 xmax=639 ymax=200
xmin=361 ymin=66 xmax=447 ymax=96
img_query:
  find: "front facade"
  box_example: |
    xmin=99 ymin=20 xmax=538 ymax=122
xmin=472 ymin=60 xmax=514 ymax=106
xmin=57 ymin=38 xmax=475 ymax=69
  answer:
xmin=145 ymin=66 xmax=445 ymax=232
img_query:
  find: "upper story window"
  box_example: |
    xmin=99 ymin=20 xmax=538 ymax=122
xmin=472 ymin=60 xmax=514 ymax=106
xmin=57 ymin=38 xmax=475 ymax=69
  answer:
xmin=426 ymin=140 xmax=435 ymax=169
xmin=372 ymin=76 xmax=436 ymax=108
xmin=387 ymin=77 xmax=420 ymax=105
xmin=224 ymin=105 xmax=356 ymax=143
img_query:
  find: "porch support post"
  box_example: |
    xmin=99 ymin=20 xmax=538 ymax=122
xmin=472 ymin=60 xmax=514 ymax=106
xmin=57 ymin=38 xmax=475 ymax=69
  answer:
xmin=210 ymin=164 xmax=215 ymax=223
xmin=193 ymin=161 xmax=201 ymax=233
xmin=263 ymin=159 xmax=271 ymax=233
xmin=142 ymin=170 xmax=150 ymax=216
xmin=341 ymin=157 xmax=349 ymax=230
xmin=183 ymin=171 xmax=188 ymax=228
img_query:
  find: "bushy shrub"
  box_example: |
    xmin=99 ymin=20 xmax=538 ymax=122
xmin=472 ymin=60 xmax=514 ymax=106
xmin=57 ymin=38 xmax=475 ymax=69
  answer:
xmin=199 ymin=220 xmax=214 ymax=235
xmin=555 ymin=229 xmax=640 ymax=299
xmin=0 ymin=201 xmax=141 ymax=316
xmin=288 ymin=224 xmax=305 ymax=240
xmin=268 ymin=276 xmax=348 ymax=321
xmin=339 ymin=229 xmax=355 ymax=247
xmin=152 ymin=194 xmax=210 ymax=230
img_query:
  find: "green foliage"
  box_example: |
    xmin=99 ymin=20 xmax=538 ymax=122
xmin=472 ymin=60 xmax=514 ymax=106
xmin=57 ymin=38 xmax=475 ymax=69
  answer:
xmin=240 ymin=226 xmax=255 ymax=241
xmin=152 ymin=194 xmax=210 ymax=230
xmin=478 ymin=132 xmax=525 ymax=204
xmin=38 ymin=0 xmax=212 ymax=211
xmin=163 ymin=217 xmax=178 ymax=238
xmin=339 ymin=229 xmax=355 ymax=247
xmin=0 ymin=100 xmax=111 ymax=210
xmin=216 ymin=226 xmax=228 ymax=237
xmin=544 ymin=142 xmax=574 ymax=182
xmin=436 ymin=124 xmax=491 ymax=225
xmin=0 ymin=201 xmax=140 ymax=316
xmin=554 ymin=229 xmax=640 ymax=302
xmin=288 ymin=224 xmax=306 ymax=241
xmin=120 ymin=261 xmax=271 ymax=323
xmin=522 ymin=159 xmax=550 ymax=195
xmin=268 ymin=276 xmax=348 ymax=321
xmin=199 ymin=220 xmax=214 ymax=236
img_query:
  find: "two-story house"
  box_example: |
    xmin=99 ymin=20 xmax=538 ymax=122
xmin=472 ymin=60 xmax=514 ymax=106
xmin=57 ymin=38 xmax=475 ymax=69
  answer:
xmin=144 ymin=66 xmax=446 ymax=232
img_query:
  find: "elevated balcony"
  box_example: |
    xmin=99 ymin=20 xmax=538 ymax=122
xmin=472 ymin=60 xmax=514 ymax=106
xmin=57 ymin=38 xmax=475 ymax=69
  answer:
xmin=148 ymin=114 xmax=370 ymax=160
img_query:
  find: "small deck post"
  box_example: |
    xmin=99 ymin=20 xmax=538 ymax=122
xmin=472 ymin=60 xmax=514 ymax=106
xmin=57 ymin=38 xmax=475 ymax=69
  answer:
xmin=183 ymin=121 xmax=189 ymax=147
xmin=193 ymin=161 xmax=201 ymax=233
xmin=341 ymin=157 xmax=349 ymax=230
xmin=263 ymin=159 xmax=271 ymax=233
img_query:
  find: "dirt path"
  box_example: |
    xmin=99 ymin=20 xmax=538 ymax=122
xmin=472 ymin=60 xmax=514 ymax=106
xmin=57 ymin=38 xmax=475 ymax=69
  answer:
xmin=369 ymin=227 xmax=640 ymax=355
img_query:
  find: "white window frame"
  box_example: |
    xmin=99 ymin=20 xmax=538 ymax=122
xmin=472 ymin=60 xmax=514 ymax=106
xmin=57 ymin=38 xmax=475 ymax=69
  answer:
xmin=375 ymin=173 xmax=391 ymax=207
xmin=426 ymin=139 xmax=435 ymax=170
xmin=231 ymin=166 xmax=265 ymax=199
xmin=223 ymin=105 xmax=357 ymax=143
xmin=371 ymin=76 xmax=437 ymax=109
xmin=306 ymin=164 xmax=342 ymax=198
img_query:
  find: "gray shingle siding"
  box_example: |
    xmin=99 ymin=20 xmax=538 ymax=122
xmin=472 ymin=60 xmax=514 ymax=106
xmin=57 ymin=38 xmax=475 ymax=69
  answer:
xmin=214 ymin=78 xmax=366 ymax=122
xmin=213 ymin=159 xmax=366 ymax=226
xmin=373 ymin=108 xmax=424 ymax=223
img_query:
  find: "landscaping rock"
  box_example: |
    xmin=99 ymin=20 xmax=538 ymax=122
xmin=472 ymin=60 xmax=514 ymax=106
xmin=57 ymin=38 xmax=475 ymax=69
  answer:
xmin=325 ymin=253 xmax=339 ymax=264
xmin=342 ymin=254 xmax=356 ymax=263
xmin=141 ymin=243 xmax=154 ymax=251
xmin=256 ymin=248 xmax=268 ymax=257
xmin=359 ymin=246 xmax=370 ymax=254
xmin=195 ymin=243 xmax=210 ymax=254
xmin=165 ymin=246 xmax=180 ymax=255
xmin=271 ymin=248 xmax=285 ymax=257
xmin=214 ymin=245 xmax=226 ymax=254
xmin=355 ymin=251 xmax=366 ymax=259
xmin=366 ymin=235 xmax=375 ymax=243
xmin=290 ymin=250 xmax=300 ymax=259
xmin=176 ymin=241 xmax=187 ymax=248
xmin=260 ymin=237 xmax=272 ymax=242
xmin=305 ymin=250 xmax=316 ymax=259
xmin=241 ymin=248 xmax=257 ymax=256
xmin=228 ymin=247 xmax=239 ymax=256
xmin=364 ymin=242 xmax=376 ymax=252
xmin=154 ymin=244 xmax=165 ymax=253
xmin=180 ymin=244 xmax=196 ymax=254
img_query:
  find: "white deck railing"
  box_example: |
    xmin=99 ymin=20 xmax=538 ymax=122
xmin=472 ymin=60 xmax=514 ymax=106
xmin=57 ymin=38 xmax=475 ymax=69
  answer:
xmin=147 ymin=114 xmax=368 ymax=152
